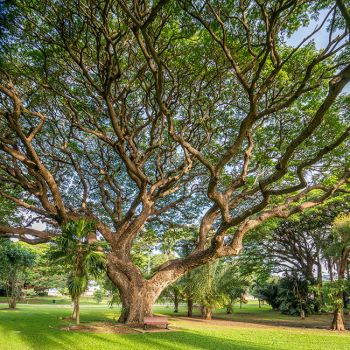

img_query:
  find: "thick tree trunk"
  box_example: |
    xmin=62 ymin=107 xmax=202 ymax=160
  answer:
xmin=107 ymin=255 xmax=172 ymax=326
xmin=187 ymin=298 xmax=193 ymax=317
xmin=331 ymin=306 xmax=345 ymax=331
xmin=117 ymin=286 xmax=155 ymax=325
xmin=107 ymin=248 xmax=210 ymax=325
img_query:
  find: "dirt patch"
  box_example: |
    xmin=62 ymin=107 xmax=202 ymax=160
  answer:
xmin=132 ymin=326 xmax=179 ymax=333
xmin=175 ymin=316 xmax=275 ymax=329
xmin=60 ymin=322 xmax=138 ymax=334
xmin=21 ymin=298 xmax=49 ymax=304
xmin=59 ymin=321 xmax=179 ymax=334
xmin=215 ymin=312 xmax=350 ymax=330
xmin=174 ymin=313 xmax=350 ymax=332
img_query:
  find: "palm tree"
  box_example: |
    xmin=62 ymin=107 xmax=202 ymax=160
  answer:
xmin=49 ymin=219 xmax=106 ymax=325
xmin=219 ymin=265 xmax=252 ymax=314
xmin=189 ymin=260 xmax=252 ymax=319
xmin=192 ymin=262 xmax=229 ymax=320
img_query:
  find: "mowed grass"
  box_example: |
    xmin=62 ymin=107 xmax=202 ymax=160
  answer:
xmin=0 ymin=296 xmax=107 ymax=305
xmin=1 ymin=302 xmax=350 ymax=350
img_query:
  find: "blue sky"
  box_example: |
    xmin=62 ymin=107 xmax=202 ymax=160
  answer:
xmin=287 ymin=8 xmax=349 ymax=92
xmin=287 ymin=9 xmax=331 ymax=50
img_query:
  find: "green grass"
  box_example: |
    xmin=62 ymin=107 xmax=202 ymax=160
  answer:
xmin=0 ymin=295 xmax=107 ymax=305
xmin=0 ymin=302 xmax=350 ymax=350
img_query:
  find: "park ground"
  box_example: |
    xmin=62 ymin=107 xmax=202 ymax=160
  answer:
xmin=1 ymin=299 xmax=350 ymax=350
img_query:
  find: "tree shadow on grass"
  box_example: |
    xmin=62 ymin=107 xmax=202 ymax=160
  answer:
xmin=2 ymin=306 xmax=350 ymax=350
xmin=211 ymin=310 xmax=350 ymax=330
xmin=3 ymin=320 xmax=350 ymax=350
xmin=0 ymin=324 xmax=295 ymax=350
xmin=0 ymin=309 xmax=291 ymax=350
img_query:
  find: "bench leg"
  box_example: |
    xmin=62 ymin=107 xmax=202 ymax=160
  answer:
xmin=144 ymin=324 xmax=146 ymax=330
xmin=166 ymin=324 xmax=169 ymax=330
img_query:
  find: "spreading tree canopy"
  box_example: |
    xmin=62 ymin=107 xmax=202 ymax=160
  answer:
xmin=1 ymin=0 xmax=350 ymax=324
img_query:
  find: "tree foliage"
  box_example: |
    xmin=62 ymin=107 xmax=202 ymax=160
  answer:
xmin=0 ymin=239 xmax=36 ymax=308
xmin=326 ymin=213 xmax=350 ymax=330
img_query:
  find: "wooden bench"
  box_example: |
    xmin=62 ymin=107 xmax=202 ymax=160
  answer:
xmin=143 ymin=316 xmax=169 ymax=330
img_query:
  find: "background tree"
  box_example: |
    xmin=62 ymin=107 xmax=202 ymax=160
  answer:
xmin=176 ymin=270 xmax=196 ymax=317
xmin=25 ymin=245 xmax=67 ymax=296
xmin=220 ymin=263 xmax=252 ymax=314
xmin=159 ymin=283 xmax=183 ymax=313
xmin=326 ymin=214 xmax=350 ymax=331
xmin=190 ymin=261 xmax=229 ymax=320
xmin=174 ymin=258 xmax=252 ymax=319
xmin=0 ymin=240 xmax=36 ymax=308
xmin=244 ymin=198 xmax=350 ymax=315
xmin=93 ymin=288 xmax=106 ymax=304
xmin=1 ymin=0 xmax=350 ymax=325
xmin=253 ymin=277 xmax=281 ymax=311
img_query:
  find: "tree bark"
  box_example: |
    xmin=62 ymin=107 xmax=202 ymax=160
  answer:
xmin=107 ymin=255 xmax=169 ymax=326
xmin=316 ymin=255 xmax=324 ymax=308
xmin=330 ymin=247 xmax=350 ymax=331
xmin=203 ymin=306 xmax=212 ymax=320
xmin=327 ymin=257 xmax=334 ymax=282
xmin=8 ymin=297 xmax=17 ymax=309
xmin=71 ymin=296 xmax=80 ymax=325
xmin=71 ymin=298 xmax=77 ymax=320
xmin=75 ymin=297 xmax=80 ymax=325
xmin=6 ymin=279 xmax=18 ymax=309
xmin=117 ymin=286 xmax=155 ymax=325
xmin=71 ymin=300 xmax=76 ymax=320
xmin=187 ymin=298 xmax=193 ymax=317
xmin=106 ymin=243 xmax=230 ymax=325
xmin=174 ymin=290 xmax=179 ymax=313
xmin=331 ymin=306 xmax=345 ymax=331
xmin=107 ymin=247 xmax=204 ymax=325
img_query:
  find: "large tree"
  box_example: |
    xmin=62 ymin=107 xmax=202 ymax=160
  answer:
xmin=1 ymin=0 xmax=350 ymax=324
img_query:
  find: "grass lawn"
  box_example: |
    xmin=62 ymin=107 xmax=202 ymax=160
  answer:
xmin=1 ymin=302 xmax=350 ymax=350
xmin=0 ymin=296 xmax=108 ymax=305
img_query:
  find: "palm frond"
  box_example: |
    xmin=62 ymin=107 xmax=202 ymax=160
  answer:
xmin=67 ymin=274 xmax=88 ymax=298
